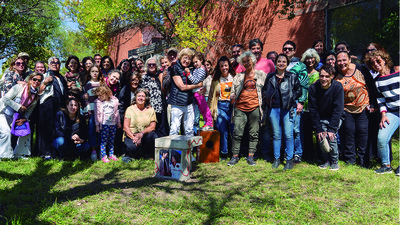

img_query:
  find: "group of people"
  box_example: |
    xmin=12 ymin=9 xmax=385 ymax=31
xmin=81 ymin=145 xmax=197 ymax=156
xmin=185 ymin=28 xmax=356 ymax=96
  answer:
xmin=0 ymin=38 xmax=398 ymax=176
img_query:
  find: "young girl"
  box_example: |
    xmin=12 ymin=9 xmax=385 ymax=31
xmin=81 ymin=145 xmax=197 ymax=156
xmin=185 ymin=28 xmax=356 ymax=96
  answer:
xmin=83 ymin=65 xmax=104 ymax=161
xmin=93 ymin=85 xmax=121 ymax=163
xmin=184 ymin=52 xmax=213 ymax=131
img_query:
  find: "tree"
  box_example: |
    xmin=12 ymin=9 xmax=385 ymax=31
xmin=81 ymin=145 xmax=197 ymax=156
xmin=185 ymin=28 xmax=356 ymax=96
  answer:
xmin=62 ymin=0 xmax=219 ymax=52
xmin=0 ymin=0 xmax=60 ymax=61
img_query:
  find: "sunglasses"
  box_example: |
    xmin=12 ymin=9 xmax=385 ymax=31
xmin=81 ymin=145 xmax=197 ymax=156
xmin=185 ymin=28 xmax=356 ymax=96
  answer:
xmin=148 ymin=63 xmax=157 ymax=67
xmin=372 ymin=59 xmax=383 ymax=65
xmin=283 ymin=47 xmax=294 ymax=51
xmin=32 ymin=78 xmax=42 ymax=82
xmin=50 ymin=61 xmax=61 ymax=65
xmin=15 ymin=62 xmax=26 ymax=66
xmin=366 ymin=49 xmax=377 ymax=53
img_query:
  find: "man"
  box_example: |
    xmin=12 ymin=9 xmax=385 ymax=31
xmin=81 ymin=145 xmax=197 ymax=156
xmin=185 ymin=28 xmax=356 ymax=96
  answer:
xmin=282 ymin=40 xmax=309 ymax=163
xmin=231 ymin=44 xmax=245 ymax=73
xmin=249 ymin=39 xmax=275 ymax=74
xmin=94 ymin=54 xmax=102 ymax=66
xmin=308 ymin=64 xmax=344 ymax=170
xmin=266 ymin=51 xmax=278 ymax=65
xmin=159 ymin=150 xmax=171 ymax=176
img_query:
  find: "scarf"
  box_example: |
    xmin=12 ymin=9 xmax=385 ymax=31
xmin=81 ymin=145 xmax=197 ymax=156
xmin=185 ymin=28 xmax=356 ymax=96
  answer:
xmin=20 ymin=85 xmax=37 ymax=109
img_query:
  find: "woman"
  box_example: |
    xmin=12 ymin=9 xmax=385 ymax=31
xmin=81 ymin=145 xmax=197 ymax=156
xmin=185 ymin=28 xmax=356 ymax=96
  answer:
xmin=168 ymin=48 xmax=203 ymax=138
xmin=116 ymin=59 xmax=132 ymax=88
xmin=123 ymin=88 xmax=158 ymax=160
xmin=0 ymin=72 xmax=43 ymax=159
xmin=37 ymin=57 xmax=68 ymax=160
xmin=159 ymin=56 xmax=170 ymax=94
xmin=141 ymin=57 xmax=169 ymax=137
xmin=365 ymin=51 xmax=399 ymax=174
xmin=53 ymin=97 xmax=89 ymax=160
xmin=105 ymin=69 xmax=121 ymax=97
xmin=325 ymin=52 xmax=336 ymax=68
xmin=262 ymin=54 xmax=301 ymax=170
xmin=203 ymin=59 xmax=214 ymax=101
xmin=34 ymin=61 xmax=46 ymax=74
xmin=100 ymin=56 xmax=115 ymax=77
xmin=335 ymin=51 xmax=375 ymax=167
xmin=64 ymin=55 xmax=82 ymax=99
xmin=2 ymin=57 xmax=28 ymax=94
xmin=228 ymin=51 xmax=266 ymax=166
xmin=208 ymin=56 xmax=236 ymax=159
xmin=299 ymin=48 xmax=321 ymax=161
xmin=80 ymin=56 xmax=95 ymax=85
xmin=119 ymin=72 xmax=141 ymax=123
xmin=134 ymin=59 xmax=145 ymax=76
xmin=312 ymin=39 xmax=326 ymax=69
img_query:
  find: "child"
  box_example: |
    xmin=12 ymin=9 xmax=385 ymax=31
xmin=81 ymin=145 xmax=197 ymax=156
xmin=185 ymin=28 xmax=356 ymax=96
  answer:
xmin=93 ymin=85 xmax=121 ymax=163
xmin=83 ymin=65 xmax=104 ymax=161
xmin=184 ymin=52 xmax=213 ymax=131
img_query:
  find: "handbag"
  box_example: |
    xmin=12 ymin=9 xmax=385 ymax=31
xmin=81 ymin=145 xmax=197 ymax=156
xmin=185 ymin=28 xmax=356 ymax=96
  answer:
xmin=10 ymin=112 xmax=31 ymax=137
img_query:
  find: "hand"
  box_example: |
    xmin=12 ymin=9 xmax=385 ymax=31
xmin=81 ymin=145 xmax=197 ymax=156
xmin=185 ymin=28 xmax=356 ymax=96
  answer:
xmin=71 ymin=134 xmax=79 ymax=141
xmin=117 ymin=123 xmax=121 ymax=129
xmin=198 ymin=87 xmax=206 ymax=96
xmin=326 ymin=132 xmax=336 ymax=141
xmin=296 ymin=103 xmax=303 ymax=114
xmin=19 ymin=106 xmax=27 ymax=113
xmin=83 ymin=93 xmax=89 ymax=100
xmin=68 ymin=81 xmax=76 ymax=88
xmin=379 ymin=115 xmax=389 ymax=129
xmin=317 ymin=132 xmax=326 ymax=142
xmin=44 ymin=76 xmax=53 ymax=85
xmin=15 ymin=118 xmax=26 ymax=126
xmin=184 ymin=68 xmax=190 ymax=75
xmin=163 ymin=70 xmax=168 ymax=79
xmin=17 ymin=81 xmax=26 ymax=85
xmin=96 ymin=126 xmax=100 ymax=133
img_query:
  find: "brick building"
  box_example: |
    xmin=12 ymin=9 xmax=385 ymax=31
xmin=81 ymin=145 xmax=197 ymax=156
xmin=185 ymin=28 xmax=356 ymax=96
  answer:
xmin=108 ymin=0 xmax=398 ymax=65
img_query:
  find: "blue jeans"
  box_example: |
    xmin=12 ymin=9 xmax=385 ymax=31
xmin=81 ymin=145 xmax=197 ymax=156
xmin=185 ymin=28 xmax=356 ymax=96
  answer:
xmin=216 ymin=101 xmax=232 ymax=154
xmin=293 ymin=111 xmax=304 ymax=157
xmin=193 ymin=103 xmax=200 ymax=134
xmin=377 ymin=112 xmax=399 ymax=165
xmin=269 ymin=108 xmax=296 ymax=160
xmin=53 ymin=137 xmax=90 ymax=158
xmin=319 ymin=119 xmax=341 ymax=163
xmin=88 ymin=114 xmax=100 ymax=147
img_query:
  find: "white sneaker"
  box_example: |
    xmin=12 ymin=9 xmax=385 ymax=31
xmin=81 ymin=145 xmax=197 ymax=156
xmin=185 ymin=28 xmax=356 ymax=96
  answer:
xmin=91 ymin=151 xmax=98 ymax=161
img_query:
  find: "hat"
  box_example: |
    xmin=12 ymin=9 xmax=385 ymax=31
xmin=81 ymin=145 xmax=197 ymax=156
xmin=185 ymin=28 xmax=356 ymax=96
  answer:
xmin=18 ymin=52 xmax=30 ymax=58
xmin=167 ymin=47 xmax=178 ymax=54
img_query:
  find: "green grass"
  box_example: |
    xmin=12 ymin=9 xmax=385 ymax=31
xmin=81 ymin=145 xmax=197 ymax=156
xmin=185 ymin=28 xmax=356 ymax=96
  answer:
xmin=0 ymin=139 xmax=399 ymax=225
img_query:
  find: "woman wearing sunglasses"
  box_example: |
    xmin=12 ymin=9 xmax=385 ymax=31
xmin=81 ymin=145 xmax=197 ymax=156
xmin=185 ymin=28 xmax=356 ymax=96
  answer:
xmin=141 ymin=57 xmax=169 ymax=137
xmin=1 ymin=57 xmax=29 ymax=94
xmin=0 ymin=72 xmax=43 ymax=159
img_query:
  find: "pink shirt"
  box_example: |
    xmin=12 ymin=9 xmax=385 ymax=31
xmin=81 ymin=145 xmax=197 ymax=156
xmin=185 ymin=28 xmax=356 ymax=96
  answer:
xmin=235 ymin=64 xmax=246 ymax=73
xmin=255 ymin=57 xmax=275 ymax=74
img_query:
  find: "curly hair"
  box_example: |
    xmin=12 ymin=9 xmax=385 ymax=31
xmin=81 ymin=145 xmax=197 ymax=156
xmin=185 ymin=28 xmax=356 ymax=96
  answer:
xmin=237 ymin=51 xmax=257 ymax=66
xmin=365 ymin=50 xmax=393 ymax=71
xmin=132 ymin=88 xmax=151 ymax=108
xmin=93 ymin=85 xmax=112 ymax=101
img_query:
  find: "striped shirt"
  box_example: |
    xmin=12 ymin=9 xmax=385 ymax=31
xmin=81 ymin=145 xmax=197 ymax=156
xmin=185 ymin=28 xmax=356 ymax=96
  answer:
xmin=375 ymin=71 xmax=399 ymax=113
xmin=84 ymin=81 xmax=101 ymax=113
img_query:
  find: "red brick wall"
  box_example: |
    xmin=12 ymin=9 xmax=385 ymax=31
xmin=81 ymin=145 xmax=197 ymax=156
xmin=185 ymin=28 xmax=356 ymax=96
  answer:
xmin=108 ymin=28 xmax=143 ymax=66
xmin=200 ymin=0 xmax=326 ymax=62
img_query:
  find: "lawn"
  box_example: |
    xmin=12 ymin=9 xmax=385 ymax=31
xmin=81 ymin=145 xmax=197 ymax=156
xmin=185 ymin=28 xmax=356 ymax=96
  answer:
xmin=0 ymin=139 xmax=398 ymax=225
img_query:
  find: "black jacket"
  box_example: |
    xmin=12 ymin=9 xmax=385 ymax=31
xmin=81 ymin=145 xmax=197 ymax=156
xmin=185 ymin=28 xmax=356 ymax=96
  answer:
xmin=54 ymin=111 xmax=88 ymax=141
xmin=167 ymin=61 xmax=194 ymax=106
xmin=262 ymin=71 xmax=302 ymax=110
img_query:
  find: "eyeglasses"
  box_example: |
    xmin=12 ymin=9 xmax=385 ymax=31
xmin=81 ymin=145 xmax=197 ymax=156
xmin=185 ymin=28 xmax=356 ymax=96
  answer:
xmin=366 ymin=48 xmax=377 ymax=53
xmin=147 ymin=63 xmax=157 ymax=67
xmin=50 ymin=61 xmax=60 ymax=65
xmin=32 ymin=78 xmax=42 ymax=82
xmin=372 ymin=59 xmax=383 ymax=65
xmin=15 ymin=62 xmax=26 ymax=66
xmin=283 ymin=47 xmax=294 ymax=51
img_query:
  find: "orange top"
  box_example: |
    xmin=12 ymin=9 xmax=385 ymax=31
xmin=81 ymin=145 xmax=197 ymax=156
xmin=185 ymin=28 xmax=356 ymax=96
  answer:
xmin=235 ymin=76 xmax=259 ymax=111
xmin=335 ymin=69 xmax=369 ymax=113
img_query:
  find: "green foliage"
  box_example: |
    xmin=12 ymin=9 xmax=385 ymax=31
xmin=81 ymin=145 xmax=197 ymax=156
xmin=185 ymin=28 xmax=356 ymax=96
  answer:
xmin=0 ymin=0 xmax=60 ymax=61
xmin=63 ymin=0 xmax=218 ymax=52
xmin=374 ymin=12 xmax=399 ymax=57
xmin=269 ymin=0 xmax=307 ymax=20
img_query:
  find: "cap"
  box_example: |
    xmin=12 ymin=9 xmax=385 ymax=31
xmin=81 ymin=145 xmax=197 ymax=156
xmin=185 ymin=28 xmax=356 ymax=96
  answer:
xmin=18 ymin=52 xmax=30 ymax=58
xmin=167 ymin=47 xmax=179 ymax=54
